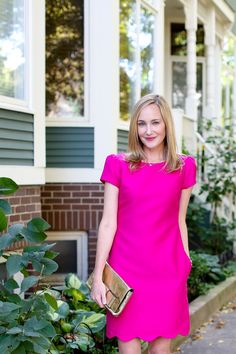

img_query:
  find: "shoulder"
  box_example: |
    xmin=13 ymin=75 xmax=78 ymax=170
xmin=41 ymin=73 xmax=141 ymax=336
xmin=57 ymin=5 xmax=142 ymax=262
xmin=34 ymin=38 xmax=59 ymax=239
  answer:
xmin=105 ymin=153 xmax=126 ymax=163
xmin=178 ymin=154 xmax=196 ymax=166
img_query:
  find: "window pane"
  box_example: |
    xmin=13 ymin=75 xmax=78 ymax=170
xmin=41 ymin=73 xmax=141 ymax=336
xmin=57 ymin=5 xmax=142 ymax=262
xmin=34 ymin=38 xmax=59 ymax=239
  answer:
xmin=172 ymin=61 xmax=187 ymax=110
xmin=172 ymin=61 xmax=203 ymax=124
xmin=140 ymin=6 xmax=155 ymax=96
xmin=171 ymin=23 xmax=205 ymax=57
xmin=46 ymin=0 xmax=84 ymax=118
xmin=0 ymin=0 xmax=25 ymax=99
xmin=47 ymin=240 xmax=77 ymax=273
xmin=120 ymin=0 xmax=137 ymax=121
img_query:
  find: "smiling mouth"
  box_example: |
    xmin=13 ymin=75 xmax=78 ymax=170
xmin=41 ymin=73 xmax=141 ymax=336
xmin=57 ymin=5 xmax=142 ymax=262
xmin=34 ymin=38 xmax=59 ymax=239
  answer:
xmin=145 ymin=137 xmax=156 ymax=140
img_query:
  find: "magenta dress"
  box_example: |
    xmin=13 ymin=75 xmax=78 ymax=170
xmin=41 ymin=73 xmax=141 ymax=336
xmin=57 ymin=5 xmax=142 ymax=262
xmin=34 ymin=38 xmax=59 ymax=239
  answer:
xmin=100 ymin=153 xmax=197 ymax=341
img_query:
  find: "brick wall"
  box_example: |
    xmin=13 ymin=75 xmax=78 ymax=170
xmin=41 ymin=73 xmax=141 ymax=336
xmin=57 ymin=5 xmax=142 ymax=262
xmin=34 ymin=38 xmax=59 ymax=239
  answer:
xmin=41 ymin=183 xmax=104 ymax=272
xmin=5 ymin=186 xmax=42 ymax=250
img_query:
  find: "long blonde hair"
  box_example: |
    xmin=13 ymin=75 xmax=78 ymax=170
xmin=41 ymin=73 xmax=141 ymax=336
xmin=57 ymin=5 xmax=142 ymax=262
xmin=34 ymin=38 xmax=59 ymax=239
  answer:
xmin=125 ymin=93 xmax=183 ymax=172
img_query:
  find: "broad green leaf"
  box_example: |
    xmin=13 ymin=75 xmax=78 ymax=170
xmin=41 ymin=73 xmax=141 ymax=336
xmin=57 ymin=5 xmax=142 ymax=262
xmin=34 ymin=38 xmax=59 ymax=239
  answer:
xmin=56 ymin=300 xmax=70 ymax=319
xmin=41 ymin=258 xmax=58 ymax=275
xmin=20 ymin=227 xmax=47 ymax=242
xmin=12 ymin=343 xmax=26 ymax=354
xmin=81 ymin=313 xmax=105 ymax=333
xmin=0 ymin=208 xmax=8 ymax=231
xmin=6 ymin=327 xmax=22 ymax=334
xmin=7 ymin=294 xmax=22 ymax=304
xmin=6 ymin=254 xmax=23 ymax=277
xmin=4 ymin=278 xmax=19 ymax=292
xmin=44 ymin=250 xmax=59 ymax=259
xmin=0 ymin=233 xmax=15 ymax=250
xmin=38 ymin=322 xmax=56 ymax=338
xmin=44 ymin=293 xmax=58 ymax=310
xmin=0 ymin=177 xmax=18 ymax=195
xmin=27 ymin=217 xmax=50 ymax=232
xmin=0 ymin=200 xmax=11 ymax=214
xmin=20 ymin=276 xmax=39 ymax=293
xmin=8 ymin=224 xmax=24 ymax=237
xmin=24 ymin=330 xmax=40 ymax=337
xmin=65 ymin=273 xmax=81 ymax=289
xmin=31 ymin=259 xmax=43 ymax=272
xmin=0 ymin=301 xmax=21 ymax=314
xmin=24 ymin=243 xmax=56 ymax=253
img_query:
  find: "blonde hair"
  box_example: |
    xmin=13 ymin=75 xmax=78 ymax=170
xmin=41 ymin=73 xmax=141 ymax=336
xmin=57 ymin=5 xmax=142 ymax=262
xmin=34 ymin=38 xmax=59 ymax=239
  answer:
xmin=125 ymin=93 xmax=183 ymax=172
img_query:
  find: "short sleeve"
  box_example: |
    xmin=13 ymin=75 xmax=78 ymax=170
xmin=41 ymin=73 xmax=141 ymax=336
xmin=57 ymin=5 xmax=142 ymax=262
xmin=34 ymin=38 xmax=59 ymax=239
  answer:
xmin=181 ymin=156 xmax=197 ymax=189
xmin=100 ymin=154 xmax=121 ymax=188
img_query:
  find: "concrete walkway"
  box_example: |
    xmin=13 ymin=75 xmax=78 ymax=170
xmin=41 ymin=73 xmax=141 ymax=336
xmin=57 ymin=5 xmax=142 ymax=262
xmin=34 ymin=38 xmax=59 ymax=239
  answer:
xmin=173 ymin=295 xmax=236 ymax=354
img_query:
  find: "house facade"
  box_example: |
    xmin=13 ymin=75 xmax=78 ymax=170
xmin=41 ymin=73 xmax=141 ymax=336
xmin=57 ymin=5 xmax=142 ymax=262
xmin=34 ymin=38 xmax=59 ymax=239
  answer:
xmin=1 ymin=0 xmax=236 ymax=280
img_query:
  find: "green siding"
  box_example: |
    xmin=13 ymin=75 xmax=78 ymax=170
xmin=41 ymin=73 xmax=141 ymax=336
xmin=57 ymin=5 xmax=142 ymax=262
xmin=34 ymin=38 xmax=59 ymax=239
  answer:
xmin=0 ymin=109 xmax=34 ymax=166
xmin=46 ymin=127 xmax=94 ymax=167
xmin=117 ymin=129 xmax=128 ymax=153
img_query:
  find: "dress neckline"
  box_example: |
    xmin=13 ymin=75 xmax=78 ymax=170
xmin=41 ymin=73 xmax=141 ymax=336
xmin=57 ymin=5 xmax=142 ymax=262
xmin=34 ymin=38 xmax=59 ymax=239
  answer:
xmin=141 ymin=160 xmax=166 ymax=166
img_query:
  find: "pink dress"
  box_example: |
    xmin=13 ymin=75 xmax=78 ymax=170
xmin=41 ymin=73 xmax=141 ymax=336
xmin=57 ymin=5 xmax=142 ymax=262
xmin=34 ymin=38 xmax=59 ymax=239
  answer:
xmin=100 ymin=153 xmax=197 ymax=341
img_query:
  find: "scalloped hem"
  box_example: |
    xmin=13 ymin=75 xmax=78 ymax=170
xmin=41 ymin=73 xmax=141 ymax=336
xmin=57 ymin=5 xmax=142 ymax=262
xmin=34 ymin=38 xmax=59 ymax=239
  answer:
xmin=106 ymin=331 xmax=190 ymax=342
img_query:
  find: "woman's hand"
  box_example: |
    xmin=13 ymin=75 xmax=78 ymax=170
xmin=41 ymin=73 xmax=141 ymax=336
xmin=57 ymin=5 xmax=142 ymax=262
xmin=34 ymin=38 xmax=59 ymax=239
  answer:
xmin=91 ymin=279 xmax=107 ymax=308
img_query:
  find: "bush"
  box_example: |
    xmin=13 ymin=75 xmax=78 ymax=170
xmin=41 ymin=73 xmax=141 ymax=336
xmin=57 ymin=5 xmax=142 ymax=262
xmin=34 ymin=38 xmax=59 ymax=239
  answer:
xmin=0 ymin=177 xmax=118 ymax=353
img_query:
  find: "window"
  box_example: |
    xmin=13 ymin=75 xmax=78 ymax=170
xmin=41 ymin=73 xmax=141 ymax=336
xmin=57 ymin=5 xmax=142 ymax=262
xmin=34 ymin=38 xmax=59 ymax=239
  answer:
xmin=0 ymin=0 xmax=27 ymax=102
xmin=46 ymin=0 xmax=84 ymax=119
xmin=171 ymin=23 xmax=204 ymax=57
xmin=120 ymin=0 xmax=157 ymax=121
xmin=42 ymin=231 xmax=88 ymax=284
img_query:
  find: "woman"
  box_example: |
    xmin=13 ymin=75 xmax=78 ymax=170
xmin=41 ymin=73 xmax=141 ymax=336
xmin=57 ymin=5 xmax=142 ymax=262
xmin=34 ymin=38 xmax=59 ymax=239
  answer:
xmin=91 ymin=94 xmax=197 ymax=354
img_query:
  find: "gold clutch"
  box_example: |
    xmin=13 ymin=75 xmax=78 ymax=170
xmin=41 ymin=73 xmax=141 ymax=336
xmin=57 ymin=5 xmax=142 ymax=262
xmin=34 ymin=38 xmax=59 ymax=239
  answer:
xmin=86 ymin=262 xmax=134 ymax=316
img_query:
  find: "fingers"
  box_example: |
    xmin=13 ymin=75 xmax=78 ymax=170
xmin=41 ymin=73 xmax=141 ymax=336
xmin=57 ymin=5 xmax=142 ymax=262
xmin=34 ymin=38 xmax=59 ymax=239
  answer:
xmin=91 ymin=284 xmax=107 ymax=308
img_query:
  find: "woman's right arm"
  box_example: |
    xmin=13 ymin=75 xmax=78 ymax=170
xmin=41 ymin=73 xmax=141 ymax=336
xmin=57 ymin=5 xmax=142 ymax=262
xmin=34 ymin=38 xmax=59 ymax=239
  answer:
xmin=91 ymin=181 xmax=119 ymax=308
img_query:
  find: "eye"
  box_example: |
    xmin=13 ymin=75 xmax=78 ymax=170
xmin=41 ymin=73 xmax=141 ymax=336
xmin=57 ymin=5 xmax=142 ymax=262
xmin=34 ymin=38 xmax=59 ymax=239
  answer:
xmin=152 ymin=120 xmax=160 ymax=125
xmin=137 ymin=121 xmax=145 ymax=126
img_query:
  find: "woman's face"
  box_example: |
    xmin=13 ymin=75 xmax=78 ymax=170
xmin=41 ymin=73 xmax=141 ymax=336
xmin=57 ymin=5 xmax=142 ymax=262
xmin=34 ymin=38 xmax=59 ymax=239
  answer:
xmin=137 ymin=103 xmax=166 ymax=152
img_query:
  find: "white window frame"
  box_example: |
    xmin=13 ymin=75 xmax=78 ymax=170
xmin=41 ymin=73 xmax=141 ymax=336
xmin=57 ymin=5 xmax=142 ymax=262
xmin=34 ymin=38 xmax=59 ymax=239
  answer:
xmin=118 ymin=0 xmax=159 ymax=127
xmin=0 ymin=0 xmax=45 ymax=185
xmin=46 ymin=0 xmax=90 ymax=126
xmin=45 ymin=231 xmax=88 ymax=282
xmin=0 ymin=0 xmax=32 ymax=113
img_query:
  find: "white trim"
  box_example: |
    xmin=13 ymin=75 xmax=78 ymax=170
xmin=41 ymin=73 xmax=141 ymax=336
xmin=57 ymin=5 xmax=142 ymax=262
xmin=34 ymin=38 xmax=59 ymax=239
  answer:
xmin=117 ymin=121 xmax=130 ymax=131
xmin=46 ymin=119 xmax=94 ymax=127
xmin=0 ymin=166 xmax=45 ymax=185
xmin=46 ymin=231 xmax=88 ymax=282
xmin=0 ymin=0 xmax=30 ymax=110
xmin=32 ymin=0 xmax=45 ymax=168
xmin=46 ymin=168 xmax=101 ymax=183
xmin=45 ymin=1 xmax=89 ymax=124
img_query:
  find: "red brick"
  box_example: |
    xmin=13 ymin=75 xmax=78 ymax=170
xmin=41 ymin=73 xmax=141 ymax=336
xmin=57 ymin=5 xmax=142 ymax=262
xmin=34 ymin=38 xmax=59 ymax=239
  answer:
xmin=31 ymin=196 xmax=41 ymax=203
xmin=91 ymin=205 xmax=104 ymax=210
xmin=73 ymin=211 xmax=78 ymax=229
xmin=63 ymin=185 xmax=81 ymax=191
xmin=16 ymin=205 xmax=26 ymax=213
xmin=82 ymin=185 xmax=100 ymax=191
xmin=42 ymin=205 xmax=51 ymax=211
xmin=26 ymin=204 xmax=36 ymax=212
xmin=54 ymin=204 xmax=71 ymax=210
xmin=91 ymin=211 xmax=97 ymax=228
xmin=55 ymin=211 xmax=60 ymax=230
xmin=20 ymin=197 xmax=31 ymax=204
xmin=9 ymin=214 xmax=20 ymax=223
xmin=26 ymin=188 xmax=36 ymax=195
xmin=82 ymin=198 xmax=99 ymax=204
xmin=79 ymin=211 xmax=84 ymax=229
xmin=91 ymin=192 xmax=104 ymax=197
xmin=67 ymin=212 xmax=72 ymax=229
xmin=21 ymin=213 xmax=31 ymax=221
xmin=72 ymin=192 xmax=90 ymax=197
xmin=64 ymin=198 xmax=81 ymax=204
xmin=53 ymin=192 xmax=71 ymax=197
xmin=8 ymin=197 xmax=20 ymax=205
xmin=44 ymin=198 xmax=61 ymax=204
xmin=72 ymin=205 xmax=89 ymax=210
xmin=61 ymin=212 xmax=66 ymax=229
xmin=44 ymin=185 xmax=62 ymax=191
xmin=15 ymin=189 xmax=26 ymax=196
xmin=85 ymin=211 xmax=90 ymax=229
xmin=41 ymin=192 xmax=52 ymax=198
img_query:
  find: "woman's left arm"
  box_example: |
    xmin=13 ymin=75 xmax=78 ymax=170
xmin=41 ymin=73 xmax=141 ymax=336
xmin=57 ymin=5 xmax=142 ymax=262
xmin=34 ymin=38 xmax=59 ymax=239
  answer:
xmin=178 ymin=187 xmax=193 ymax=258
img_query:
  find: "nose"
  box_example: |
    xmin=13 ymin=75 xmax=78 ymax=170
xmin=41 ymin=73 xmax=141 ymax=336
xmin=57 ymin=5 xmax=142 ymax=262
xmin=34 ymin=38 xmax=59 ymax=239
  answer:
xmin=146 ymin=124 xmax=153 ymax=135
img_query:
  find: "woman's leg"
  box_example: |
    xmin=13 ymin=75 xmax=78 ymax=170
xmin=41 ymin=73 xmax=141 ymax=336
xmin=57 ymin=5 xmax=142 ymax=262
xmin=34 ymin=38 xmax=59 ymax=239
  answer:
xmin=118 ymin=338 xmax=142 ymax=354
xmin=148 ymin=336 xmax=172 ymax=354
